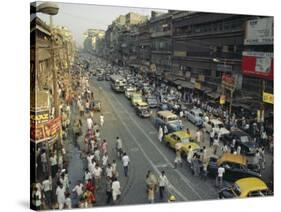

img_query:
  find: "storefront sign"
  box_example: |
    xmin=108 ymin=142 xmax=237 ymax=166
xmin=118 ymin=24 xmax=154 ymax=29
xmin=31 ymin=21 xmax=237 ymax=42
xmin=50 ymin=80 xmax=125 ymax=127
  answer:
xmin=220 ymin=95 xmax=226 ymax=105
xmin=242 ymin=51 xmax=273 ymax=80
xmin=31 ymin=116 xmax=61 ymax=143
xmin=30 ymin=111 xmax=49 ymax=124
xmin=263 ymin=92 xmax=274 ymax=104
xmin=244 ymin=17 xmax=273 ymax=45
xmin=222 ymin=73 xmax=236 ymax=89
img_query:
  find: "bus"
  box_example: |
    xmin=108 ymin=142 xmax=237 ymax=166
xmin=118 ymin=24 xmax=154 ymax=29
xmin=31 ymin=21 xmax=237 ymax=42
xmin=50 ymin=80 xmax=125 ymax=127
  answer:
xmin=110 ymin=75 xmax=127 ymax=92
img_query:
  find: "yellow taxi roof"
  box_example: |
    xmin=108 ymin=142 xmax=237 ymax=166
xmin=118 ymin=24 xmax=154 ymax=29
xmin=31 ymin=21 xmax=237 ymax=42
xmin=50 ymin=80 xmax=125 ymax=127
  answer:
xmin=172 ymin=130 xmax=191 ymax=138
xmin=132 ymin=92 xmax=142 ymax=96
xmin=235 ymin=177 xmax=268 ymax=197
xmin=217 ymin=153 xmax=247 ymax=166
xmin=137 ymin=102 xmax=148 ymax=106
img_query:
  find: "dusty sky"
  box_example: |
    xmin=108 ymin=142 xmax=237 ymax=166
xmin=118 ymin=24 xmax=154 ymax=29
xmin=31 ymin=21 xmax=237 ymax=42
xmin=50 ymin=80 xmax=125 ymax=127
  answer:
xmin=35 ymin=1 xmax=167 ymax=47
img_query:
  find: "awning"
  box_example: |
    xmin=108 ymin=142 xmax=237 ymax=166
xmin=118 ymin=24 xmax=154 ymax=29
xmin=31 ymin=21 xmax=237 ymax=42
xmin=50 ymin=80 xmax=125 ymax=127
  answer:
xmin=207 ymin=92 xmax=220 ymax=99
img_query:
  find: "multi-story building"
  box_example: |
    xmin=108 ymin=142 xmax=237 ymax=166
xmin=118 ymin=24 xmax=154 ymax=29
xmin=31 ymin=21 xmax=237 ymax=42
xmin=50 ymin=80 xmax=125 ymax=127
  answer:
xmin=150 ymin=11 xmax=173 ymax=75
xmin=171 ymin=11 xmax=258 ymax=102
xmin=84 ymin=29 xmax=105 ymax=54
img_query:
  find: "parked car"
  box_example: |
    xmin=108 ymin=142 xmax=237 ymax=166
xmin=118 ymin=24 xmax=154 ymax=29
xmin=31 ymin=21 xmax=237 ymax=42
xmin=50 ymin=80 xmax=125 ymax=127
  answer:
xmin=220 ymin=129 xmax=256 ymax=155
xmin=146 ymin=95 xmax=158 ymax=108
xmin=164 ymin=130 xmax=200 ymax=156
xmin=154 ymin=111 xmax=183 ymax=133
xmin=204 ymin=119 xmax=230 ymax=136
xmin=207 ymin=153 xmax=261 ymax=182
xmin=135 ymin=102 xmax=151 ymax=118
xmin=131 ymin=93 xmax=143 ymax=106
xmin=186 ymin=108 xmax=204 ymax=127
xmin=125 ymin=87 xmax=137 ymax=99
xmin=218 ymin=177 xmax=271 ymax=199
xmin=97 ymin=73 xmax=105 ymax=81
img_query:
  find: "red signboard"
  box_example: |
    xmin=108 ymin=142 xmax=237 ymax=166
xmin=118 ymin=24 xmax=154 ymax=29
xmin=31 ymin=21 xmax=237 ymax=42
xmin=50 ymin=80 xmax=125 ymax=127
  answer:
xmin=222 ymin=73 xmax=235 ymax=89
xmin=30 ymin=116 xmax=61 ymax=143
xmin=242 ymin=51 xmax=274 ymax=80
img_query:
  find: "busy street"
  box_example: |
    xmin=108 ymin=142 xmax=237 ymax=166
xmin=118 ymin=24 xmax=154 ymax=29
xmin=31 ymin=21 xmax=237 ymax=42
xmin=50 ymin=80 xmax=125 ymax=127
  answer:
xmin=30 ymin=2 xmax=274 ymax=211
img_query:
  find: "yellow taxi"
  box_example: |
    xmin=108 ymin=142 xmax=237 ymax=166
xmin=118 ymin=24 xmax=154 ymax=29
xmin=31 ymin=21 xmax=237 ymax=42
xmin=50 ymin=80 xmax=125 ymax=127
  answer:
xmin=131 ymin=93 xmax=143 ymax=106
xmin=163 ymin=130 xmax=200 ymax=155
xmin=219 ymin=177 xmax=270 ymax=198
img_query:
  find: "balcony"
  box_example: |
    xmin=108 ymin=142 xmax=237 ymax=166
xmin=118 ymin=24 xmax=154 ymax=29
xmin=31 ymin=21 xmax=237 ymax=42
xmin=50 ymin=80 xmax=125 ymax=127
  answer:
xmin=151 ymin=30 xmax=172 ymax=38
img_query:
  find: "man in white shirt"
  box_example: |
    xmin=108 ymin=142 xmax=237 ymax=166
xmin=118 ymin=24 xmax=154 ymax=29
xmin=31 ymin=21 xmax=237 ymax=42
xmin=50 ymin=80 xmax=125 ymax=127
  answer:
xmin=122 ymin=152 xmax=130 ymax=177
xmin=116 ymin=137 xmax=123 ymax=158
xmin=56 ymin=184 xmax=65 ymax=209
xmin=32 ymin=186 xmax=42 ymax=210
xmin=158 ymin=171 xmax=169 ymax=200
xmin=100 ymin=114 xmax=104 ymax=127
xmin=93 ymin=164 xmax=103 ymax=189
xmin=86 ymin=116 xmax=93 ymax=130
xmin=72 ymin=181 xmax=83 ymax=199
xmin=112 ymin=177 xmax=121 ymax=202
xmin=84 ymin=168 xmax=92 ymax=183
xmin=42 ymin=177 xmax=52 ymax=209
xmin=216 ymin=165 xmax=225 ymax=188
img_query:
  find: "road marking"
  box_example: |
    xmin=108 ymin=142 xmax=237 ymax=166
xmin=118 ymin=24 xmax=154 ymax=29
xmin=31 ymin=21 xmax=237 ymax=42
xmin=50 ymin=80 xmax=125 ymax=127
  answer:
xmin=109 ymin=91 xmax=204 ymax=200
xmin=155 ymin=163 xmax=170 ymax=168
xmin=130 ymin=147 xmax=139 ymax=152
xmin=148 ymin=131 xmax=157 ymax=135
xmin=104 ymin=93 xmax=189 ymax=201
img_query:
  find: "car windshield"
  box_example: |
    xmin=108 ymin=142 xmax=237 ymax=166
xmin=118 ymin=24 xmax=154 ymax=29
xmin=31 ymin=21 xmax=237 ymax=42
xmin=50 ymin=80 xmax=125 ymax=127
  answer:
xmin=181 ymin=137 xmax=190 ymax=144
xmin=218 ymin=123 xmax=224 ymax=128
xmin=240 ymin=135 xmax=249 ymax=143
xmin=232 ymin=184 xmax=241 ymax=196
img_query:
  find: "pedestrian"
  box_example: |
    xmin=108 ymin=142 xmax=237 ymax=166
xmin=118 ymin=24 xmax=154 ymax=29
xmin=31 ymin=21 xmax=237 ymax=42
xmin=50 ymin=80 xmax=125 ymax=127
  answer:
xmin=94 ymin=147 xmax=101 ymax=162
xmin=101 ymin=139 xmax=108 ymax=155
xmin=158 ymin=126 xmax=164 ymax=142
xmin=112 ymin=177 xmax=121 ymax=203
xmin=49 ymin=153 xmax=58 ymax=178
xmin=259 ymin=147 xmax=266 ymax=170
xmin=59 ymin=172 xmax=69 ymax=191
xmin=32 ymin=186 xmax=42 ymax=210
xmin=116 ymin=137 xmax=123 ymax=158
xmin=210 ymin=128 xmax=215 ymax=147
xmin=201 ymin=160 xmax=208 ymax=181
xmin=158 ymin=171 xmax=169 ymax=200
xmin=222 ymin=144 xmax=229 ymax=153
xmin=174 ymin=149 xmax=182 ymax=168
xmin=100 ymin=114 xmax=104 ymax=127
xmin=163 ymin=125 xmax=168 ymax=136
xmin=105 ymin=176 xmax=112 ymax=204
xmin=213 ymin=133 xmax=220 ymax=155
xmin=196 ymin=129 xmax=202 ymax=144
xmin=122 ymin=152 xmax=130 ymax=177
xmin=42 ymin=176 xmax=52 ymax=209
xmin=192 ymin=153 xmax=201 ymax=177
xmin=86 ymin=116 xmax=93 ymax=131
xmin=72 ymin=181 xmax=84 ymax=202
xmin=65 ymin=192 xmax=72 ymax=209
xmin=56 ymin=183 xmax=66 ymax=209
xmin=84 ymin=168 xmax=92 ymax=183
xmin=216 ymin=165 xmax=225 ymax=188
xmin=148 ymin=185 xmax=155 ymax=203
xmin=231 ymin=139 xmax=236 ymax=152
xmin=93 ymin=164 xmax=103 ymax=189
xmin=187 ymin=145 xmax=193 ymax=165
xmin=237 ymin=145 xmax=241 ymax=155
xmin=102 ymin=153 xmax=109 ymax=170
xmin=112 ymin=160 xmax=118 ymax=177
xmin=106 ymin=163 xmax=113 ymax=178
xmin=40 ymin=149 xmax=48 ymax=175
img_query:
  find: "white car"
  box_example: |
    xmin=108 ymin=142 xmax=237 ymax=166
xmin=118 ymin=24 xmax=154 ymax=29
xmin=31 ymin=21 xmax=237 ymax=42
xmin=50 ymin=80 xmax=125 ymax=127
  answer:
xmin=204 ymin=119 xmax=230 ymax=136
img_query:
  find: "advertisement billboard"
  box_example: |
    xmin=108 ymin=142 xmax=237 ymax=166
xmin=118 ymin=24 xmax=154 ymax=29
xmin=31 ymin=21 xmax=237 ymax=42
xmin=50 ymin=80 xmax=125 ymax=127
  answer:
xmin=242 ymin=51 xmax=274 ymax=80
xmin=244 ymin=17 xmax=273 ymax=45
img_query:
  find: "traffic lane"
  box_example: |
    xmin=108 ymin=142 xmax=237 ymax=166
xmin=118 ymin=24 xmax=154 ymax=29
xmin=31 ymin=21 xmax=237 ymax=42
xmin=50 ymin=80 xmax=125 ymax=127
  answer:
xmin=91 ymin=82 xmax=162 ymax=205
xmin=95 ymin=80 xmax=217 ymax=201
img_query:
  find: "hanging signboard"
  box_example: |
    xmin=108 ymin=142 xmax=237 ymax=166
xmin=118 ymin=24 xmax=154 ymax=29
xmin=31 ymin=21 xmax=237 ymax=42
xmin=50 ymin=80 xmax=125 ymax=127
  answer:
xmin=30 ymin=116 xmax=61 ymax=143
xmin=198 ymin=74 xmax=205 ymax=82
xmin=257 ymin=110 xmax=265 ymax=123
xmin=194 ymin=82 xmax=201 ymax=89
xmin=221 ymin=73 xmax=236 ymax=90
xmin=242 ymin=51 xmax=273 ymax=80
xmin=220 ymin=95 xmax=226 ymax=105
xmin=263 ymin=92 xmax=274 ymax=104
